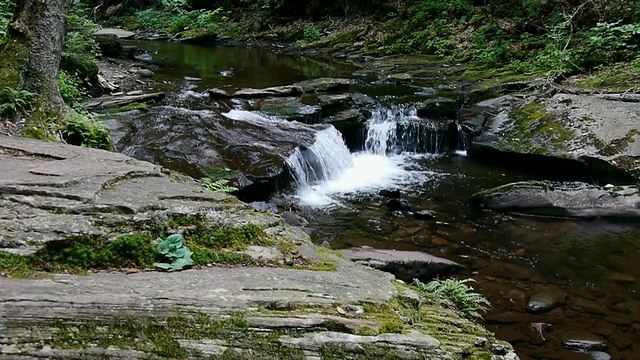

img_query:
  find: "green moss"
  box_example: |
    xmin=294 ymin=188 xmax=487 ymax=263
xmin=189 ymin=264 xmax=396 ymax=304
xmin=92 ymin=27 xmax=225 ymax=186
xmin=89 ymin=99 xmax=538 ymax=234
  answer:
xmin=579 ymin=63 xmax=640 ymax=92
xmin=294 ymin=247 xmax=340 ymax=272
xmin=260 ymin=103 xmax=300 ymax=117
xmin=597 ymin=129 xmax=640 ymax=156
xmin=102 ymin=102 xmax=149 ymax=113
xmin=498 ymin=102 xmax=573 ymax=155
xmin=0 ymin=234 xmax=157 ymax=277
xmin=63 ymin=111 xmax=114 ymax=151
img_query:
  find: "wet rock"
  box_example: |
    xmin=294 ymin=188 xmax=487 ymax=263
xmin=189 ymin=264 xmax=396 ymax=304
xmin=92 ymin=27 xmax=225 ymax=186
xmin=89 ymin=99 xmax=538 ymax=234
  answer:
xmin=111 ymin=107 xmax=322 ymax=195
xmin=253 ymin=97 xmax=321 ymax=123
xmin=608 ymin=332 xmax=633 ymax=350
xmin=184 ymin=76 xmax=202 ymax=82
xmin=587 ymin=352 xmax=612 ymax=360
xmin=471 ymin=180 xmax=640 ymax=220
xmin=326 ymin=109 xmax=364 ymax=130
xmin=387 ymin=73 xmax=413 ymax=84
xmin=338 ymin=248 xmax=462 ymax=282
xmin=484 ymin=312 xmax=536 ymax=324
xmin=527 ymin=288 xmax=567 ymax=313
xmin=416 ymin=97 xmax=460 ymax=118
xmin=250 ymin=201 xmax=279 ymax=214
xmin=233 ymin=86 xmax=303 ymax=99
xmin=414 ymin=209 xmax=436 ymax=220
xmin=178 ymin=32 xmax=217 ymax=45
xmin=379 ymin=188 xmax=401 ymax=198
xmin=84 ymin=92 xmax=165 ymax=110
xmin=293 ymin=77 xmax=351 ymax=93
xmin=207 ymin=88 xmax=231 ymax=98
xmin=281 ymin=211 xmax=308 ymax=227
xmin=530 ymin=322 xmax=552 ymax=341
xmin=136 ymin=69 xmax=154 ymax=77
xmin=315 ymin=94 xmax=353 ymax=115
xmin=562 ymin=331 xmax=607 ymax=352
xmin=468 ymin=94 xmax=640 ymax=184
xmin=386 ymin=198 xmax=411 ymax=211
xmin=477 ymin=260 xmax=532 ymax=280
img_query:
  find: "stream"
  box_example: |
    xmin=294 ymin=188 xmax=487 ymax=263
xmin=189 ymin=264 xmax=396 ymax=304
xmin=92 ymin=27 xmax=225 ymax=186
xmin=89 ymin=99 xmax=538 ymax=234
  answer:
xmin=110 ymin=40 xmax=640 ymax=359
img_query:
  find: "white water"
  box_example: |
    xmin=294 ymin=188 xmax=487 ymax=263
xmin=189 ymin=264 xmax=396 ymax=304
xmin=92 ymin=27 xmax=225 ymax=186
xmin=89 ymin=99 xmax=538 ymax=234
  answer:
xmin=293 ymin=105 xmax=439 ymax=208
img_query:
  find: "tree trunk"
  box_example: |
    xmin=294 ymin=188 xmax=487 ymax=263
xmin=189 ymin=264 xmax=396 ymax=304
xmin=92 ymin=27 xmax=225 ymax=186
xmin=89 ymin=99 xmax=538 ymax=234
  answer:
xmin=0 ymin=0 xmax=72 ymax=127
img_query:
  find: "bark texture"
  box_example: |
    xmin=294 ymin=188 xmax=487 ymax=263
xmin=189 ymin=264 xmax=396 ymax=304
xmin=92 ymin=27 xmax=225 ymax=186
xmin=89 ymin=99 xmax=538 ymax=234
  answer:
xmin=0 ymin=0 xmax=73 ymax=121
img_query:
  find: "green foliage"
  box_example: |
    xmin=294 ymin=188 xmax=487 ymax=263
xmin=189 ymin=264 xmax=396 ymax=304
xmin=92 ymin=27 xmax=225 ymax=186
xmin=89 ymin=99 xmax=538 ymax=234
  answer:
xmin=62 ymin=5 xmax=100 ymax=87
xmin=201 ymin=178 xmax=238 ymax=194
xmin=0 ymin=0 xmax=13 ymax=45
xmin=154 ymin=233 xmax=194 ymax=270
xmin=0 ymin=235 xmax=158 ymax=277
xmin=0 ymin=87 xmax=36 ymax=118
xmin=63 ymin=112 xmax=114 ymax=151
xmin=303 ymin=25 xmax=321 ymax=41
xmin=413 ymin=278 xmax=490 ymax=317
xmin=132 ymin=0 xmax=223 ymax=34
xmin=191 ymin=224 xmax=270 ymax=251
xmin=58 ymin=70 xmax=86 ymax=108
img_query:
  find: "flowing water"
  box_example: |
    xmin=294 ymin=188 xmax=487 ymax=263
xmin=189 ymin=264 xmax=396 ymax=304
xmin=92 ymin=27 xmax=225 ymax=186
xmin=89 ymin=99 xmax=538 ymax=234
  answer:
xmin=118 ymin=41 xmax=640 ymax=359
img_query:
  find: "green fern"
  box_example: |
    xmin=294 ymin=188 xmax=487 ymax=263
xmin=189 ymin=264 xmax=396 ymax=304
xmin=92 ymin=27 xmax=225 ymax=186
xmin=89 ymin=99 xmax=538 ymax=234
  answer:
xmin=0 ymin=87 xmax=37 ymax=118
xmin=413 ymin=278 xmax=490 ymax=317
xmin=201 ymin=178 xmax=238 ymax=194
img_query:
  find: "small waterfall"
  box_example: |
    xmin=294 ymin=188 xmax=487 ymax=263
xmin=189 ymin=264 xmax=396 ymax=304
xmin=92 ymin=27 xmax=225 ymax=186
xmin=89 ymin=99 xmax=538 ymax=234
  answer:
xmin=286 ymin=126 xmax=354 ymax=187
xmin=364 ymin=105 xmax=468 ymax=155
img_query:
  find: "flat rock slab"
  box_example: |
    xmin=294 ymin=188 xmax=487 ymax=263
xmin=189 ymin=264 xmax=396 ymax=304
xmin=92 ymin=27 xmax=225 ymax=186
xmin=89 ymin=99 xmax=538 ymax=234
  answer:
xmin=84 ymin=92 xmax=165 ymax=110
xmin=469 ymin=94 xmax=640 ymax=183
xmin=0 ymin=134 xmax=261 ymax=254
xmin=94 ymin=28 xmax=136 ymax=39
xmin=339 ymin=248 xmax=462 ymax=282
xmin=472 ymin=180 xmax=640 ymax=219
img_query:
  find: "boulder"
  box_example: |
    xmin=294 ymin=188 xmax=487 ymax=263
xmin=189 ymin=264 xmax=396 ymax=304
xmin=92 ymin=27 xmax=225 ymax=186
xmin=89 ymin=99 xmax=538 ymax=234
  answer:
xmin=233 ymin=86 xmax=303 ymax=99
xmin=94 ymin=28 xmax=136 ymax=39
xmin=416 ymin=97 xmax=460 ymax=118
xmin=338 ymin=248 xmax=462 ymax=282
xmin=293 ymin=77 xmax=351 ymax=93
xmin=207 ymin=88 xmax=231 ymax=98
xmin=94 ymin=34 xmax=123 ymax=58
xmin=471 ymin=180 xmax=640 ymax=220
xmin=253 ymin=97 xmax=321 ymax=123
xmin=109 ymin=107 xmax=324 ymax=198
xmin=386 ymin=198 xmax=411 ymax=211
xmin=468 ymin=94 xmax=640 ymax=184
xmin=526 ymin=289 xmax=567 ymax=313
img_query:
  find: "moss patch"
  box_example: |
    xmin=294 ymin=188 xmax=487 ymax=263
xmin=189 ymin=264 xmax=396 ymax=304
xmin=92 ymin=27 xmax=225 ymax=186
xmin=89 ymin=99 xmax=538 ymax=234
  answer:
xmin=597 ymin=129 xmax=640 ymax=157
xmin=497 ymin=102 xmax=573 ymax=155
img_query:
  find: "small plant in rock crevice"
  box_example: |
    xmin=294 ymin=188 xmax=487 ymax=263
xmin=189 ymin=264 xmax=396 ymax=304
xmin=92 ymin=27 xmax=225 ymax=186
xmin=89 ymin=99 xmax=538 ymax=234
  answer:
xmin=154 ymin=233 xmax=194 ymax=270
xmin=413 ymin=278 xmax=490 ymax=317
xmin=201 ymin=178 xmax=238 ymax=194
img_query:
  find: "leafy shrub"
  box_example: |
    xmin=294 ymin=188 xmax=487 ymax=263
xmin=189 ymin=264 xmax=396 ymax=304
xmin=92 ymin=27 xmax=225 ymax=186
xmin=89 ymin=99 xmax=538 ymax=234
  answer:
xmin=303 ymin=25 xmax=321 ymax=41
xmin=133 ymin=0 xmax=223 ymax=33
xmin=413 ymin=278 xmax=490 ymax=317
xmin=0 ymin=87 xmax=36 ymax=118
xmin=154 ymin=233 xmax=194 ymax=270
xmin=62 ymin=5 xmax=100 ymax=87
xmin=0 ymin=0 xmax=13 ymax=45
xmin=63 ymin=111 xmax=114 ymax=151
xmin=58 ymin=70 xmax=86 ymax=108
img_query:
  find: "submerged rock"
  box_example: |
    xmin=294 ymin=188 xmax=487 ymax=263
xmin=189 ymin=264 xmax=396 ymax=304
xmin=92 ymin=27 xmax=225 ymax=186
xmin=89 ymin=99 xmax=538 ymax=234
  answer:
xmin=468 ymin=94 xmax=640 ymax=184
xmin=338 ymin=248 xmax=462 ymax=282
xmin=471 ymin=180 xmax=640 ymax=220
xmin=386 ymin=198 xmax=411 ymax=211
xmin=526 ymin=289 xmax=568 ymax=313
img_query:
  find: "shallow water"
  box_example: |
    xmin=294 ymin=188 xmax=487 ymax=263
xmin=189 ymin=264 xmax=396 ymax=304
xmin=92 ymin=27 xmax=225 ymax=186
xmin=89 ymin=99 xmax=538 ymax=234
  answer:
xmin=120 ymin=41 xmax=640 ymax=359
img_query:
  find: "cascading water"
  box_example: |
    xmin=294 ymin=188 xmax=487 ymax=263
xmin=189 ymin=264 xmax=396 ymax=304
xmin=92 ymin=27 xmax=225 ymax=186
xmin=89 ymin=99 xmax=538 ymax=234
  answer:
xmin=364 ymin=105 xmax=469 ymax=155
xmin=286 ymin=126 xmax=354 ymax=188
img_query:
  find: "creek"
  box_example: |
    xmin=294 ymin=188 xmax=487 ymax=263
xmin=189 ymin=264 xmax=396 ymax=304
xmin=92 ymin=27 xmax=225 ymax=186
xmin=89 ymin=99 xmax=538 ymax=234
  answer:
xmin=111 ymin=40 xmax=640 ymax=359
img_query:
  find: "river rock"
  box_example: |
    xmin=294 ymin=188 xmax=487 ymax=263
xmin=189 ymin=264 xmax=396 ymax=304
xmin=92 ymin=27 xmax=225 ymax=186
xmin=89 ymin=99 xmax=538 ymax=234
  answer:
xmin=207 ymin=88 xmax=231 ymax=98
xmin=379 ymin=188 xmax=401 ymax=198
xmin=416 ymin=97 xmax=460 ymax=118
xmin=471 ymin=180 xmax=640 ymax=220
xmin=587 ymin=352 xmax=612 ymax=360
xmin=84 ymin=92 xmax=165 ymax=110
xmin=468 ymin=94 xmax=640 ymax=184
xmin=338 ymin=248 xmax=462 ymax=282
xmin=293 ymin=77 xmax=351 ymax=92
xmin=253 ymin=97 xmax=321 ymax=123
xmin=562 ymin=331 xmax=607 ymax=352
xmin=233 ymin=85 xmax=303 ymax=98
xmin=414 ymin=209 xmax=436 ymax=220
xmin=95 ymin=27 xmax=136 ymax=39
xmin=94 ymin=33 xmax=123 ymax=58
xmin=136 ymin=69 xmax=154 ymax=77
xmin=386 ymin=198 xmax=411 ymax=211
xmin=526 ymin=289 xmax=567 ymax=313
xmin=108 ymin=107 xmax=325 ymax=196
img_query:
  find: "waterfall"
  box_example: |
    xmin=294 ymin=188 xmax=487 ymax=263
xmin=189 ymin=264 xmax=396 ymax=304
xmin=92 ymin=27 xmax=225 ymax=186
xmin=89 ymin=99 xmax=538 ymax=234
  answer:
xmin=364 ymin=105 xmax=468 ymax=155
xmin=286 ymin=126 xmax=354 ymax=188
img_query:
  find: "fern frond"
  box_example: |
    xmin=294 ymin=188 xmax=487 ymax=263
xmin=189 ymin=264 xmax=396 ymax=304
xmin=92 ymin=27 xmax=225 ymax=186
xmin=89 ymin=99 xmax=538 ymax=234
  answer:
xmin=201 ymin=178 xmax=238 ymax=194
